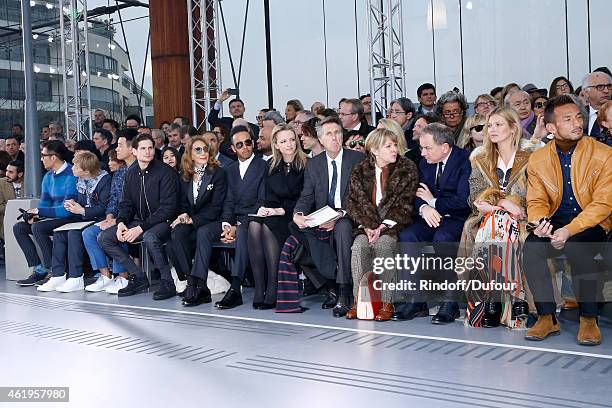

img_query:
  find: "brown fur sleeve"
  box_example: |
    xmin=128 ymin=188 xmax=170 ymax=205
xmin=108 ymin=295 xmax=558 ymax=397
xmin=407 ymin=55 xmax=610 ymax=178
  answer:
xmin=384 ymin=159 xmax=419 ymax=233
xmin=347 ymin=164 xmax=381 ymax=230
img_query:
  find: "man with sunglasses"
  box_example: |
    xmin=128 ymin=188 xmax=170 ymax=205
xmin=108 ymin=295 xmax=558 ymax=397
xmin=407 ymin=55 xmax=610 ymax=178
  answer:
xmin=15 ymin=141 xmax=78 ymax=286
xmin=215 ymin=125 xmax=267 ymax=309
xmin=583 ymin=71 xmax=612 ymax=138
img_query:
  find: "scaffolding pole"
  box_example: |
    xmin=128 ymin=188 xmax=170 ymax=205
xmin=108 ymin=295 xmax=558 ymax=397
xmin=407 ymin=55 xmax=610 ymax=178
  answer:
xmin=366 ymin=0 xmax=405 ymax=126
xmin=59 ymin=0 xmax=93 ymax=140
xmin=188 ymin=0 xmax=221 ymax=131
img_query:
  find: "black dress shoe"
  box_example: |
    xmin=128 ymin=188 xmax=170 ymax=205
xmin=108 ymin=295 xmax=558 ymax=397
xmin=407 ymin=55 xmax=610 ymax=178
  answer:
xmin=322 ymin=288 xmax=338 ymax=309
xmin=332 ymin=296 xmax=351 ymax=318
xmin=482 ymin=302 xmax=502 ymax=328
xmin=512 ymin=300 xmax=529 ymax=319
xmin=431 ymin=302 xmax=460 ymax=325
xmin=183 ymin=286 xmax=212 ymax=307
xmin=256 ymin=302 xmax=276 ymax=310
xmin=118 ymin=274 xmax=150 ymax=297
xmin=391 ymin=302 xmax=429 ymax=321
xmin=252 ymin=302 xmax=264 ymax=309
xmin=215 ymin=288 xmax=243 ymax=309
xmin=153 ymin=279 xmax=176 ymax=301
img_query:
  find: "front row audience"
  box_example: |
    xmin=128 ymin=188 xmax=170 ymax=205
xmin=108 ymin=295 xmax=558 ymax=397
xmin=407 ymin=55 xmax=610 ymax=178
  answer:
xmin=9 ymin=94 xmax=612 ymax=347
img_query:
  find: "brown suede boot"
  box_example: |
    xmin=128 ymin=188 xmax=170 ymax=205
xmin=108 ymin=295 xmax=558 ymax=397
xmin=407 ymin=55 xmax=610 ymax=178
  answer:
xmin=525 ymin=314 xmax=560 ymax=341
xmin=577 ymin=316 xmax=601 ymax=346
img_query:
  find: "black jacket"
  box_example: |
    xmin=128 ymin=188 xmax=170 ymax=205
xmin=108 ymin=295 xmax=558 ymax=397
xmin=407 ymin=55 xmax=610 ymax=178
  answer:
xmin=116 ymin=159 xmax=180 ymax=231
xmin=179 ymin=166 xmax=228 ymax=228
xmin=221 ymin=156 xmax=267 ymax=224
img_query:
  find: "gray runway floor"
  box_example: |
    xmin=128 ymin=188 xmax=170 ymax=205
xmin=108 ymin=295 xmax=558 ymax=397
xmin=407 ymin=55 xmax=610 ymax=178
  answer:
xmin=1 ymin=274 xmax=611 ymax=408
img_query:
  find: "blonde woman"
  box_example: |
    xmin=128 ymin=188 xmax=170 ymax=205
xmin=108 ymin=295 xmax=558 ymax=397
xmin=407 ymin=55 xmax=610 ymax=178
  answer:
xmin=248 ymin=124 xmax=308 ymax=309
xmin=346 ymin=128 xmax=418 ymax=321
xmin=457 ymin=114 xmax=486 ymax=154
xmin=462 ymin=107 xmax=534 ymax=329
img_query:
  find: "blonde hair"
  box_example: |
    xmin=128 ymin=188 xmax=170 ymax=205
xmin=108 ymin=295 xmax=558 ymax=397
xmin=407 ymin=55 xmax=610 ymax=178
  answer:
xmin=365 ymin=128 xmax=401 ymax=160
xmin=376 ymin=118 xmax=408 ymax=155
xmin=457 ymin=113 xmax=486 ymax=151
xmin=481 ymin=107 xmax=522 ymax=175
xmin=181 ymin=135 xmax=219 ymax=182
xmin=269 ymin=124 xmax=308 ymax=174
xmin=72 ymin=151 xmax=101 ymax=175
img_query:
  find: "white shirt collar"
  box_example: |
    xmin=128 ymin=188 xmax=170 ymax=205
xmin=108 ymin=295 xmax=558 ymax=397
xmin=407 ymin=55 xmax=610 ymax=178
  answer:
xmin=262 ymin=154 xmax=273 ymax=161
xmin=352 ymin=122 xmax=362 ymax=131
xmin=238 ymin=154 xmax=255 ymax=178
xmin=55 ymin=161 xmax=68 ymax=175
xmin=497 ymin=150 xmax=516 ymax=173
xmin=440 ymin=148 xmax=452 ymax=167
xmin=326 ymin=148 xmax=343 ymax=165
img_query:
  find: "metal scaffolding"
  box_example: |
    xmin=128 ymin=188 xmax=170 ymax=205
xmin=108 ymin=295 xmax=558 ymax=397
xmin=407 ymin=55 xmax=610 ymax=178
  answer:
xmin=366 ymin=0 xmax=406 ymax=126
xmin=187 ymin=0 xmax=222 ymax=131
xmin=59 ymin=0 xmax=93 ymax=140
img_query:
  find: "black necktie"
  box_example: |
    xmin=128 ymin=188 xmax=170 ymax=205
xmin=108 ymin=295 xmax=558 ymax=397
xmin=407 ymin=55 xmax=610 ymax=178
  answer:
xmin=328 ymin=160 xmax=338 ymax=208
xmin=435 ymin=162 xmax=443 ymax=191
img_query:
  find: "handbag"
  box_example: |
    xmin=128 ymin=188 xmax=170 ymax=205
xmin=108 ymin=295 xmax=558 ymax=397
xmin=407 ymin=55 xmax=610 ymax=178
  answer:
xmin=356 ymin=271 xmax=382 ymax=320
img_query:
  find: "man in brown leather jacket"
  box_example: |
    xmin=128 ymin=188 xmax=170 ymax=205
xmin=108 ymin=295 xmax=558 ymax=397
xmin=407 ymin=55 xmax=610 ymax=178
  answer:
xmin=524 ymin=94 xmax=611 ymax=346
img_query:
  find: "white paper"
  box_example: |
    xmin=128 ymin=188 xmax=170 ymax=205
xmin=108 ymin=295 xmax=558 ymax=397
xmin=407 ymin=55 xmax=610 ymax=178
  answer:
xmin=53 ymin=221 xmax=95 ymax=232
xmin=305 ymin=206 xmax=340 ymax=228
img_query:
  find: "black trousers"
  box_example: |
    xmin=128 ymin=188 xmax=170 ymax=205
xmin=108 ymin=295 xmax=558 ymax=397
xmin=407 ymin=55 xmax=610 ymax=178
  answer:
xmin=99 ymin=222 xmax=172 ymax=280
xmin=289 ymin=218 xmax=353 ymax=286
xmin=166 ymin=221 xmax=222 ymax=281
xmin=13 ymin=218 xmax=73 ymax=269
xmin=231 ymin=217 xmax=250 ymax=280
xmin=523 ymin=221 xmax=606 ymax=317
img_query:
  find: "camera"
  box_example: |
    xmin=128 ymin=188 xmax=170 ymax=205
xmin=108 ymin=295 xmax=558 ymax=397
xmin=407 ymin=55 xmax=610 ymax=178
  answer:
xmin=17 ymin=208 xmax=36 ymax=223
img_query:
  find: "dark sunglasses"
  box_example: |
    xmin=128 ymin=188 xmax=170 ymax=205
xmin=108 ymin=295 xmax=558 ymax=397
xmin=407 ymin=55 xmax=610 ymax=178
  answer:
xmin=470 ymin=124 xmax=485 ymax=132
xmin=348 ymin=140 xmax=365 ymax=148
xmin=193 ymin=146 xmax=209 ymax=155
xmin=234 ymin=139 xmax=253 ymax=149
xmin=534 ymin=102 xmax=546 ymax=109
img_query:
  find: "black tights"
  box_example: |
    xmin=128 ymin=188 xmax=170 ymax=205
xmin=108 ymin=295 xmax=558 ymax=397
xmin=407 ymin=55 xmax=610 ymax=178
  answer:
xmin=247 ymin=222 xmax=280 ymax=304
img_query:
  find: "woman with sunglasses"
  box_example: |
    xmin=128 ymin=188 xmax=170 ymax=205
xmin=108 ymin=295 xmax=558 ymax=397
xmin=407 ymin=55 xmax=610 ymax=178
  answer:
xmin=461 ymin=107 xmax=538 ymax=329
xmin=166 ymin=136 xmax=228 ymax=307
xmin=344 ymin=134 xmax=366 ymax=153
xmin=248 ymin=124 xmax=308 ymax=309
xmin=457 ymin=114 xmax=486 ymax=153
xmin=531 ymin=95 xmax=548 ymax=118
xmin=345 ymin=128 xmax=418 ymax=321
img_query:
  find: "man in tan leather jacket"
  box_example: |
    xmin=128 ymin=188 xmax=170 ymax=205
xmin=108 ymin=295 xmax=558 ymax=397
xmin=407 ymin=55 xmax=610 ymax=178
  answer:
xmin=524 ymin=94 xmax=611 ymax=346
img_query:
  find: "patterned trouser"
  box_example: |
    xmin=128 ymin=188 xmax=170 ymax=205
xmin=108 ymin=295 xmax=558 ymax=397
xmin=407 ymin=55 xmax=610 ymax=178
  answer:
xmin=350 ymin=234 xmax=398 ymax=303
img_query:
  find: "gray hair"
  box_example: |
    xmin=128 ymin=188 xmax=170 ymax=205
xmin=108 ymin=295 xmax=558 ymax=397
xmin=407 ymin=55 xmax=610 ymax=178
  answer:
xmin=297 ymin=110 xmax=315 ymax=121
xmin=582 ymin=71 xmax=612 ymax=89
xmin=435 ymin=91 xmax=469 ymax=118
xmin=422 ymin=123 xmax=454 ymax=147
xmin=504 ymin=89 xmax=530 ymax=106
xmin=151 ymin=129 xmax=165 ymax=139
xmin=263 ymin=110 xmax=285 ymax=125
xmin=390 ymin=97 xmax=416 ymax=115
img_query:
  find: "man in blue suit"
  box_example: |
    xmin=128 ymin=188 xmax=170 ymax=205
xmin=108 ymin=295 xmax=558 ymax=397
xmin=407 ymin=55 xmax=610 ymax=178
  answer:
xmin=395 ymin=123 xmax=471 ymax=324
xmin=215 ymin=125 xmax=266 ymax=309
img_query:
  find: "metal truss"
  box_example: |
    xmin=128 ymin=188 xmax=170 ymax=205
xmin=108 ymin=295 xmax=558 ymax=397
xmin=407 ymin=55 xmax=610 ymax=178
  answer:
xmin=187 ymin=0 xmax=222 ymax=131
xmin=366 ymin=0 xmax=406 ymax=126
xmin=59 ymin=0 xmax=93 ymax=140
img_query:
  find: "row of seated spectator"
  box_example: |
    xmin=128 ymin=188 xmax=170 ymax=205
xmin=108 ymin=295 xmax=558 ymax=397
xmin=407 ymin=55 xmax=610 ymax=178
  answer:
xmin=10 ymin=90 xmax=612 ymax=348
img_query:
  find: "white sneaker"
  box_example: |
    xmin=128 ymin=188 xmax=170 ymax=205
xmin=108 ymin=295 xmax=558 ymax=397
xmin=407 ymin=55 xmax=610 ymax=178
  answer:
xmin=56 ymin=276 xmax=84 ymax=293
xmin=85 ymin=275 xmax=113 ymax=292
xmin=37 ymin=276 xmax=66 ymax=292
xmin=105 ymin=276 xmax=128 ymax=294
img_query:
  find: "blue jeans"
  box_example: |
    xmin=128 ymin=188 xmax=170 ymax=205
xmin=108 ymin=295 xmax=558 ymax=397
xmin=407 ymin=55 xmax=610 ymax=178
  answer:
xmin=82 ymin=224 xmax=126 ymax=274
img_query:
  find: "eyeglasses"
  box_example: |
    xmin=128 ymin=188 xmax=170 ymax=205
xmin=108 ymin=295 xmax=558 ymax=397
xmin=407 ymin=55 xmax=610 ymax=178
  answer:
xmin=555 ymin=82 xmax=570 ymax=90
xmin=193 ymin=146 xmax=209 ymax=155
xmin=470 ymin=124 xmax=485 ymax=132
xmin=256 ymin=115 xmax=264 ymax=121
xmin=534 ymin=102 xmax=546 ymax=109
xmin=475 ymin=101 xmax=494 ymax=109
xmin=587 ymin=83 xmax=612 ymax=92
xmin=442 ymin=109 xmax=462 ymax=118
xmin=233 ymin=139 xmax=253 ymax=149
xmin=388 ymin=110 xmax=406 ymax=115
xmin=348 ymin=140 xmax=365 ymax=148
xmin=40 ymin=153 xmax=55 ymax=158
xmin=338 ymin=112 xmax=356 ymax=117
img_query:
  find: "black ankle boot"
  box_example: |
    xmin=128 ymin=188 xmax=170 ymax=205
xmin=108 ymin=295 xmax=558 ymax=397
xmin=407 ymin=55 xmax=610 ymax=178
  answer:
xmin=482 ymin=302 xmax=502 ymax=327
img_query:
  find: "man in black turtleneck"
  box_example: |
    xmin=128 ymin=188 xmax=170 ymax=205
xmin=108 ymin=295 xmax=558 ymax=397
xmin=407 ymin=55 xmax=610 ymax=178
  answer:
xmin=523 ymin=95 xmax=611 ymax=346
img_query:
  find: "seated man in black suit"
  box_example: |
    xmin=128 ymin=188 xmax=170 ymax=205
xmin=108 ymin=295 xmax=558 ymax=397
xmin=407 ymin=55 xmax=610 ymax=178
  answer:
xmin=207 ymin=88 xmax=259 ymax=141
xmin=396 ymin=123 xmax=471 ymax=324
xmin=215 ymin=125 xmax=267 ymax=309
xmin=292 ymin=116 xmax=365 ymax=317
